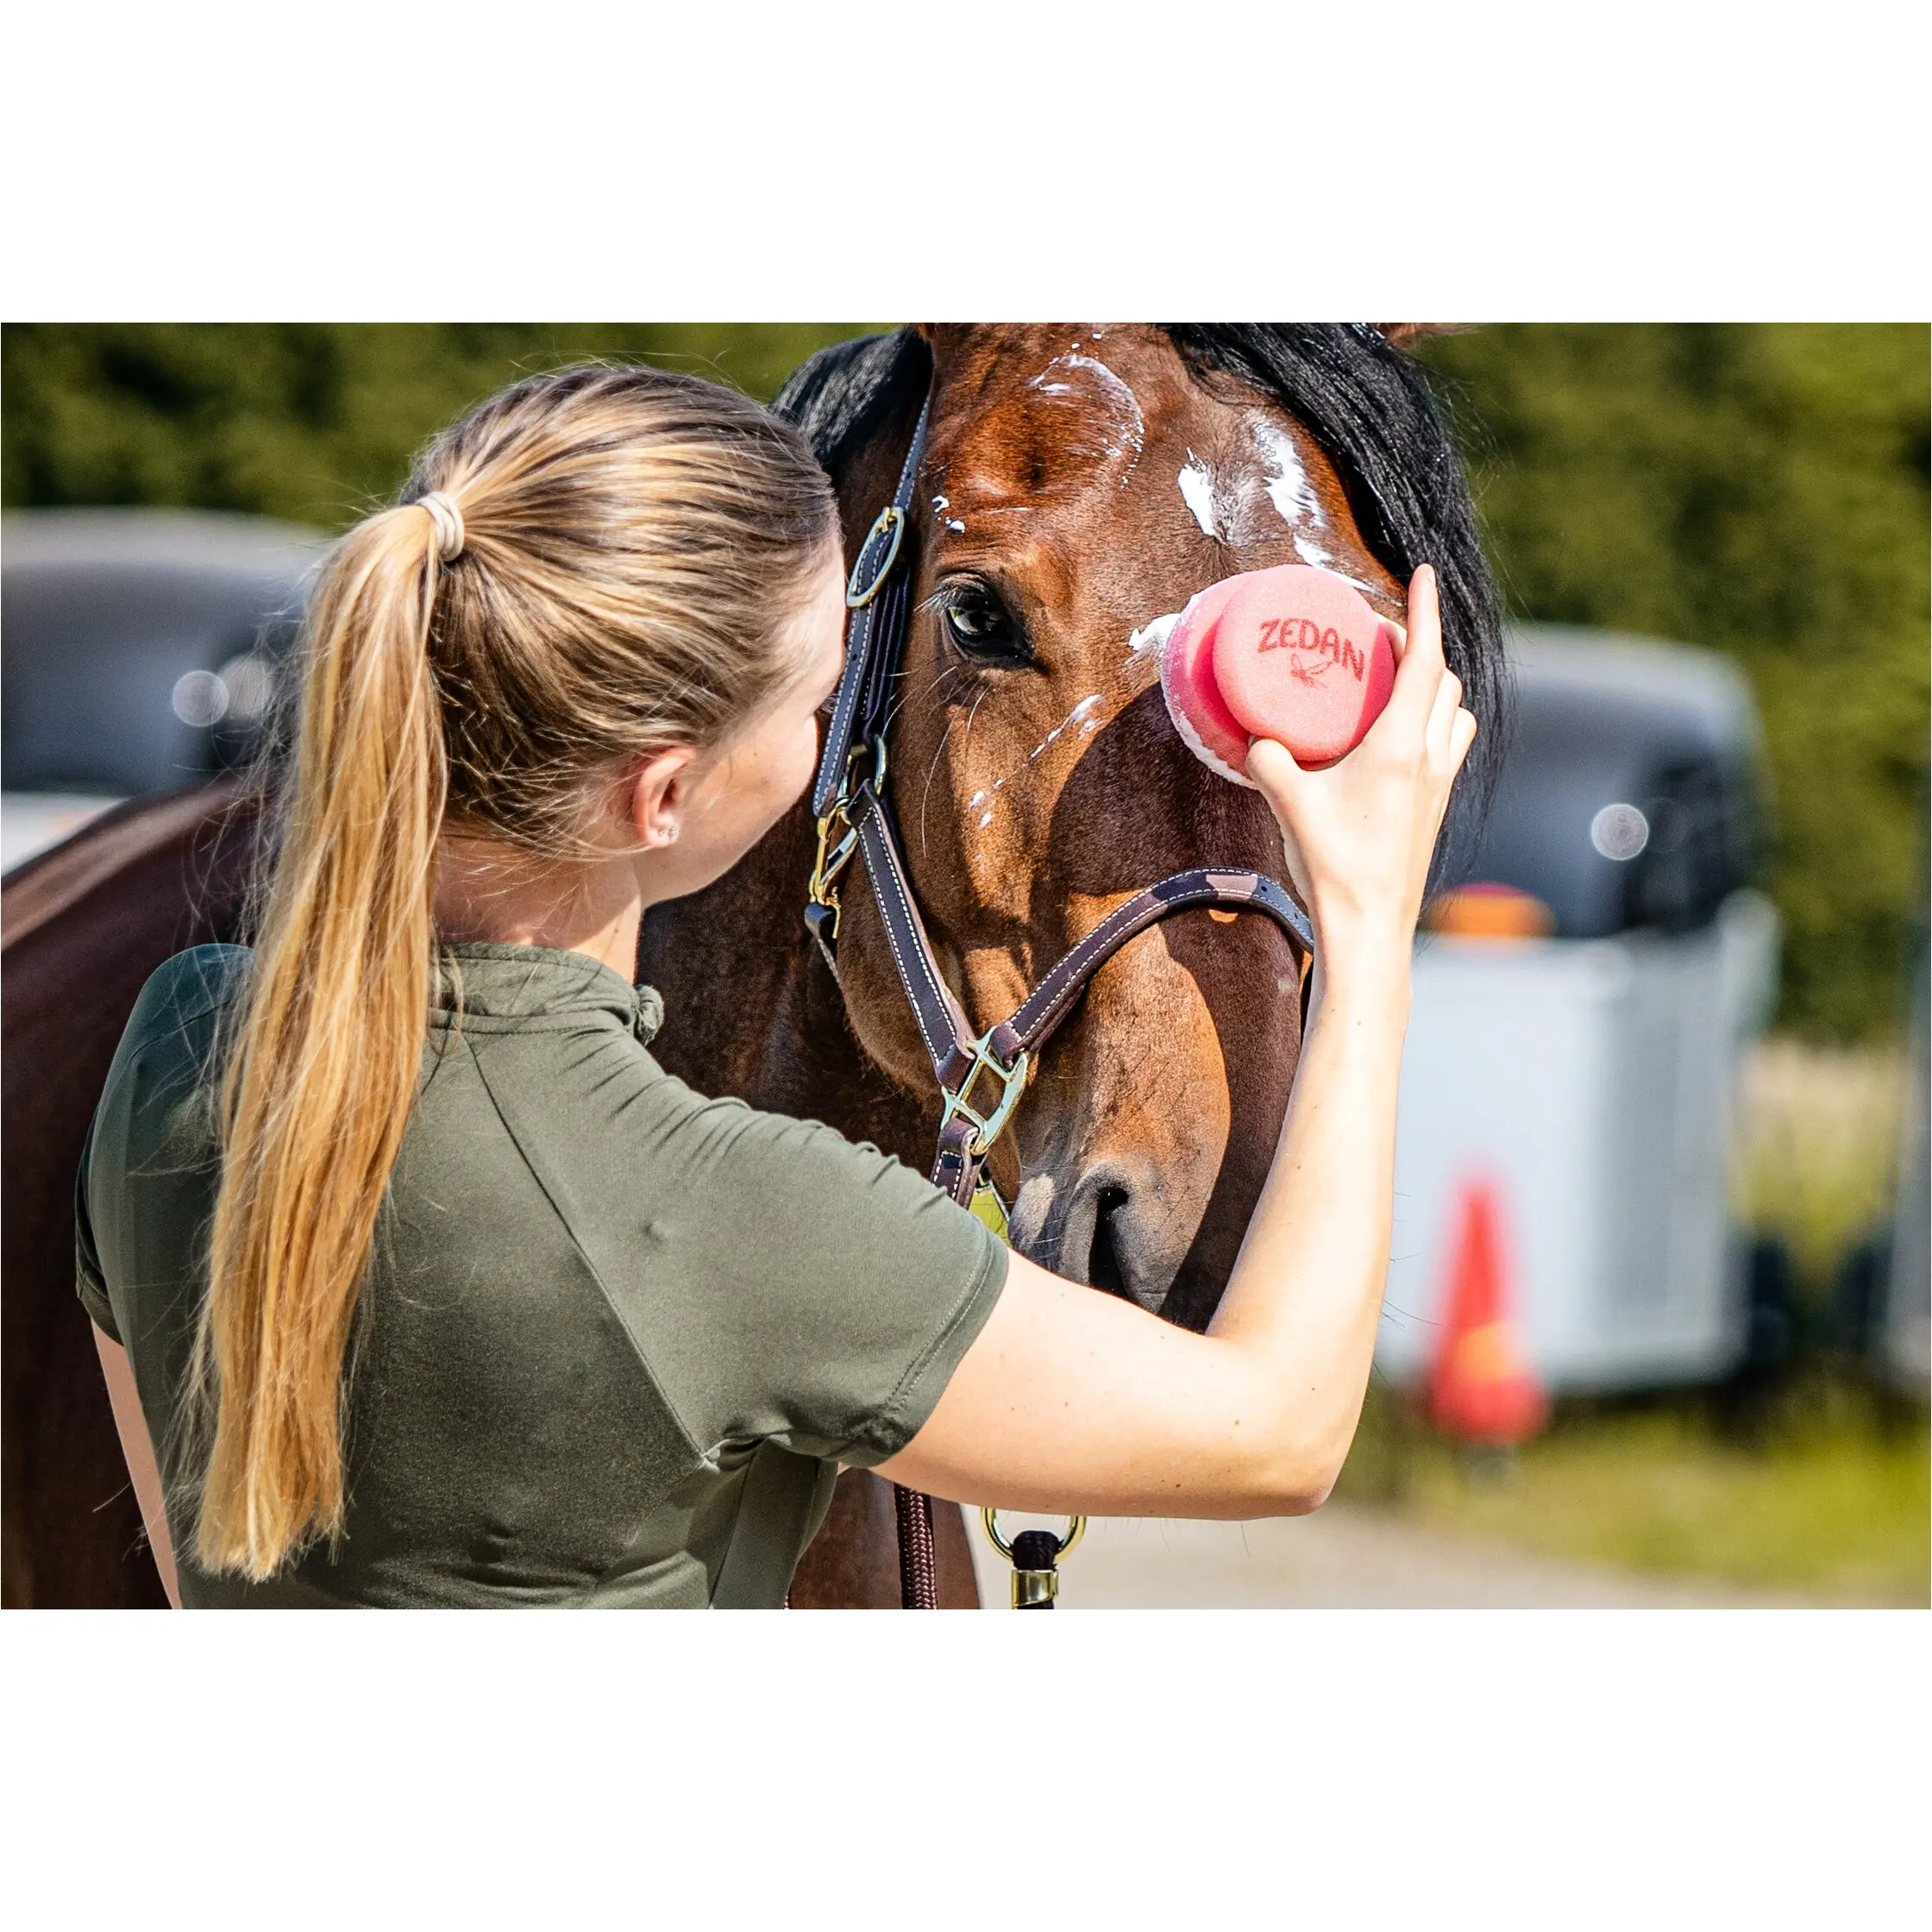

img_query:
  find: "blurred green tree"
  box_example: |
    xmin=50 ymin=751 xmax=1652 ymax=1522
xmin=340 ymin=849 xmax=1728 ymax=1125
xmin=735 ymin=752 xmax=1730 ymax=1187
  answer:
xmin=4 ymin=323 xmax=1924 ymax=1038
xmin=1415 ymin=324 xmax=1928 ymax=1040
xmin=1 ymin=324 xmax=874 ymax=524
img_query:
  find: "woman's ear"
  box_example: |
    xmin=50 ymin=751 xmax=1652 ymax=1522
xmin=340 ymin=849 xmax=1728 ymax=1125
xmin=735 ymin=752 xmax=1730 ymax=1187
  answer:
xmin=624 ymin=746 xmax=699 ymax=850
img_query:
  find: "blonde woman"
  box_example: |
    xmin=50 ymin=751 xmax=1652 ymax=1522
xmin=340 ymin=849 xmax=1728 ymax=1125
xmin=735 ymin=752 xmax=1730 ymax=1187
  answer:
xmin=78 ymin=363 xmax=1475 ymax=1607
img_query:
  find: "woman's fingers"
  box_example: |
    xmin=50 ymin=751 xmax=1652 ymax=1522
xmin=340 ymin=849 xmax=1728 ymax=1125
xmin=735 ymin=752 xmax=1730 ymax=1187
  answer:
xmin=1408 ymin=561 xmax=1443 ymax=649
xmin=1245 ymin=735 xmax=1302 ymax=795
xmin=1403 ymin=564 xmax=1445 ymax=673
xmin=1384 ymin=566 xmax=1446 ymax=732
xmin=1243 ymin=737 xmax=1315 ymax=902
xmin=1245 ymin=736 xmax=1308 ymax=825
xmin=1426 ymin=668 xmax=1465 ymax=761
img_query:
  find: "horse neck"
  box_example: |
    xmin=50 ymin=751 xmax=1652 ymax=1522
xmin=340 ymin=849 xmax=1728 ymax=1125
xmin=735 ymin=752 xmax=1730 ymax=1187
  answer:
xmin=637 ymin=796 xmax=932 ymax=1167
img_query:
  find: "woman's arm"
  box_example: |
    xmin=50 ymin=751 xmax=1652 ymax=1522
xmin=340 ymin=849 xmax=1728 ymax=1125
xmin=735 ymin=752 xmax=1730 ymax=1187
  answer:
xmin=91 ymin=1323 xmax=182 ymax=1607
xmin=876 ymin=566 xmax=1475 ymax=1518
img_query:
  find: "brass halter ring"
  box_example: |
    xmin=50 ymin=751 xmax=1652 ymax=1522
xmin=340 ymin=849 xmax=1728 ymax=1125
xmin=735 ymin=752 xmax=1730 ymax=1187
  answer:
xmin=980 ymin=1509 xmax=1086 ymax=1563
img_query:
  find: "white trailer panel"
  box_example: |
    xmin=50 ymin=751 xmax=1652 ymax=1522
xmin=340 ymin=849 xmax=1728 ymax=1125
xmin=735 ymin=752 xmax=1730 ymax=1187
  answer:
xmin=1377 ymin=889 xmax=1778 ymax=1393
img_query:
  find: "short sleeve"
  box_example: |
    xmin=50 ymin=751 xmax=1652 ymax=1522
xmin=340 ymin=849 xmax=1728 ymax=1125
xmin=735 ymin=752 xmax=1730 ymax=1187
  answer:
xmin=479 ymin=1053 xmax=1011 ymax=1470
xmin=633 ymin=1099 xmax=1009 ymax=1465
xmin=71 ymin=944 xmax=248 ymax=1353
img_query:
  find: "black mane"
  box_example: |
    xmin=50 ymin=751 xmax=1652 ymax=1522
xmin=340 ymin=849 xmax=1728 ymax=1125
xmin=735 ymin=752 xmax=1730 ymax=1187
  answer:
xmin=772 ymin=326 xmax=1507 ymax=877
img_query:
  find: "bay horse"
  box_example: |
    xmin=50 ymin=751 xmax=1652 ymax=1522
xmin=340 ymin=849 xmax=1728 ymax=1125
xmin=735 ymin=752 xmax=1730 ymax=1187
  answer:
xmin=0 ymin=324 xmax=1503 ymax=1608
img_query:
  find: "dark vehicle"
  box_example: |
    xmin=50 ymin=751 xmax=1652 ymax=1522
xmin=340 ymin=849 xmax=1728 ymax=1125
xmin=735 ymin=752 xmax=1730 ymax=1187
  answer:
xmin=1472 ymin=623 xmax=1767 ymax=939
xmin=2 ymin=509 xmax=323 ymax=872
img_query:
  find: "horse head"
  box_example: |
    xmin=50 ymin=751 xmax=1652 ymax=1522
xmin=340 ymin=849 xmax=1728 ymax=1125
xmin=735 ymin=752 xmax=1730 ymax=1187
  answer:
xmin=768 ymin=323 xmax=1503 ymax=1328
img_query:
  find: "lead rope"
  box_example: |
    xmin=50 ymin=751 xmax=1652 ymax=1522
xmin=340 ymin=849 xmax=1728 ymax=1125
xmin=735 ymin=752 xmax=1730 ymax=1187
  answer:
xmin=1009 ymin=1532 xmax=1068 ymax=1609
xmin=894 ymin=1484 xmax=940 ymax=1609
xmin=786 ymin=1491 xmax=937 ymax=1607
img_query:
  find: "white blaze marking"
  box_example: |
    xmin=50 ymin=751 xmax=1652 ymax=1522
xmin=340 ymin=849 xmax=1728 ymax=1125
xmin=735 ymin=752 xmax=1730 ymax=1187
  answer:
xmin=1251 ymin=417 xmax=1324 ymax=531
xmin=1012 ymin=1172 xmax=1057 ymax=1246
xmin=1174 ymin=417 xmax=1382 ymax=589
xmin=1177 ymin=453 xmax=1218 ymax=536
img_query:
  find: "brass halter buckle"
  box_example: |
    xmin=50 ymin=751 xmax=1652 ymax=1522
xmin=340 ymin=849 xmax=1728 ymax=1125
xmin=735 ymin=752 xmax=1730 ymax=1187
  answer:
xmin=806 ymin=737 xmax=888 ymax=938
xmin=939 ymin=1031 xmax=1030 ymax=1160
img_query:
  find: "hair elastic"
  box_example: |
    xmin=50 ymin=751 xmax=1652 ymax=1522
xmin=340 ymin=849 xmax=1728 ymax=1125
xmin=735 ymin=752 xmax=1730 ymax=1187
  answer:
xmin=418 ymin=491 xmax=465 ymax=563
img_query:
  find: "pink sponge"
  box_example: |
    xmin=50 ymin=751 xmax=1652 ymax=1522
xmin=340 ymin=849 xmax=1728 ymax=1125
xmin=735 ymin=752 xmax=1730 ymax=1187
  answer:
xmin=1160 ymin=564 xmax=1396 ymax=784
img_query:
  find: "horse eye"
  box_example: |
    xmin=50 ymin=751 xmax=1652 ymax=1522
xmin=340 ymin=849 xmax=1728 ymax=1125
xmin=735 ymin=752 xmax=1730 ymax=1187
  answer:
xmin=941 ymin=584 xmax=1029 ymax=665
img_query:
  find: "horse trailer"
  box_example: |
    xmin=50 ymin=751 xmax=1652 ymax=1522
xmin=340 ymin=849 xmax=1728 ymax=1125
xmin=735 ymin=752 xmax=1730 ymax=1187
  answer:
xmin=1377 ymin=624 xmax=1778 ymax=1395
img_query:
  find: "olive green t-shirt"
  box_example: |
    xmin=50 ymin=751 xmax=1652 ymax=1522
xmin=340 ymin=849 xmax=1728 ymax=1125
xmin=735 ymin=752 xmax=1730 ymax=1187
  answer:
xmin=76 ymin=943 xmax=1005 ymax=1608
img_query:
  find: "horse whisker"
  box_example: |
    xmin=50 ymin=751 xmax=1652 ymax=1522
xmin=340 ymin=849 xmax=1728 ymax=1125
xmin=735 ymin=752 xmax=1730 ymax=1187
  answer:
xmin=919 ymin=713 xmax=957 ymax=858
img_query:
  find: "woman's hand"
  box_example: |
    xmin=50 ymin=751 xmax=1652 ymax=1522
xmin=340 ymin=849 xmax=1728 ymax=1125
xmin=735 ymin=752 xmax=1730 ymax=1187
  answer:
xmin=1245 ymin=565 xmax=1477 ymax=963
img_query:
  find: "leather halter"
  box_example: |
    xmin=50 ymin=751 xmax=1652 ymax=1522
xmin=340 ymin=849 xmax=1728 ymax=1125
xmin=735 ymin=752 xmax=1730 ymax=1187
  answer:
xmin=803 ymin=388 xmax=1315 ymax=1610
xmin=806 ymin=393 xmax=1315 ymax=1222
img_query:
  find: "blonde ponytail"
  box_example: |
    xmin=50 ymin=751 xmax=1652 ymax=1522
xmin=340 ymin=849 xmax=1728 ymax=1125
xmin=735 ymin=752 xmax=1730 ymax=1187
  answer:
xmin=193 ymin=503 xmax=451 ymax=1577
xmin=189 ymin=363 xmax=837 ymax=1577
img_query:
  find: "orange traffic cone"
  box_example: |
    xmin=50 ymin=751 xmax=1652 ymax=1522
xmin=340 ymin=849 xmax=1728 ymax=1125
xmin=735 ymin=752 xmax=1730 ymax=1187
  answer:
xmin=1427 ymin=1176 xmax=1549 ymax=1446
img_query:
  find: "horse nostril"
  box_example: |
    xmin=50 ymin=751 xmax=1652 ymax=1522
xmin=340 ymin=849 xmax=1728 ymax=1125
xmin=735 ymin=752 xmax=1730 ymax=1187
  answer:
xmin=1088 ymin=1186 xmax=1132 ymax=1296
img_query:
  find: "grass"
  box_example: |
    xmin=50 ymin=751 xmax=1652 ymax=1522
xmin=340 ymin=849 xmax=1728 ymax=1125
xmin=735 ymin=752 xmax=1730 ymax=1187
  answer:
xmin=1333 ymin=1035 xmax=1929 ymax=1604
xmin=1336 ymin=1380 xmax=1929 ymax=1603
xmin=1335 ymin=1380 xmax=1928 ymax=1604
xmin=1732 ymin=1037 xmax=1906 ymax=1299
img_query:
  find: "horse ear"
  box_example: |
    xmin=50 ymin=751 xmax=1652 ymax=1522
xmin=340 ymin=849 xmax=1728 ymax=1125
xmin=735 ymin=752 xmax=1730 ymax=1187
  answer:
xmin=914 ymin=324 xmax=980 ymax=375
xmin=1373 ymin=324 xmax=1469 ymax=351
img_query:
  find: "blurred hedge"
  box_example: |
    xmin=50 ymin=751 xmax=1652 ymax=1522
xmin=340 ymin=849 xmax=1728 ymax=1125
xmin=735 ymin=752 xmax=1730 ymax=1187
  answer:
xmin=1414 ymin=325 xmax=1928 ymax=1041
xmin=4 ymin=323 xmax=1925 ymax=1038
xmin=0 ymin=324 xmax=873 ymax=525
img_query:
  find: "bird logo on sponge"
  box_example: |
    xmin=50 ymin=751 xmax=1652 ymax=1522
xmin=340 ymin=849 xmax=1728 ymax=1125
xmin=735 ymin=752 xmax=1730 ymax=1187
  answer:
xmin=1251 ymin=616 xmax=1369 ymax=687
